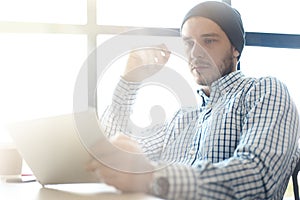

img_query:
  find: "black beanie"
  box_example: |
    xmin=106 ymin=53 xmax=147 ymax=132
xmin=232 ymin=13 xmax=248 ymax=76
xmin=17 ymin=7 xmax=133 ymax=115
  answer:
xmin=181 ymin=1 xmax=245 ymax=59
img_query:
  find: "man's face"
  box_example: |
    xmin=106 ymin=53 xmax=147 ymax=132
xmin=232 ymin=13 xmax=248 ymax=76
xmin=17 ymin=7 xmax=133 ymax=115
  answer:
xmin=181 ymin=17 xmax=240 ymax=86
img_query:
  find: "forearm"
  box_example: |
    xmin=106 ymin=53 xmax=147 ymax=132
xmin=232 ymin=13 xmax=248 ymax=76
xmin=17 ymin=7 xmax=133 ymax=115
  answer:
xmin=153 ymin=150 xmax=292 ymax=200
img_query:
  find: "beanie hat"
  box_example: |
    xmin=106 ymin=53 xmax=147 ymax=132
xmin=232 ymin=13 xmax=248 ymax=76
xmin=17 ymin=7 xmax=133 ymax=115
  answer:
xmin=181 ymin=1 xmax=245 ymax=59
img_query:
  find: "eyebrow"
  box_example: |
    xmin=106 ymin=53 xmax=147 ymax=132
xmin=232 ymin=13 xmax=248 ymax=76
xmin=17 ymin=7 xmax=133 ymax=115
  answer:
xmin=200 ymin=33 xmax=221 ymax=38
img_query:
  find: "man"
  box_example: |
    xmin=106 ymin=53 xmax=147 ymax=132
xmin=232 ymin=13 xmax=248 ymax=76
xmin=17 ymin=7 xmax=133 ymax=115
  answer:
xmin=87 ymin=1 xmax=300 ymax=199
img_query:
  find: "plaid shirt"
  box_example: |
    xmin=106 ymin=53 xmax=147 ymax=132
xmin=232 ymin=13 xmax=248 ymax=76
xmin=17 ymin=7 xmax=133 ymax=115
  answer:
xmin=101 ymin=71 xmax=300 ymax=199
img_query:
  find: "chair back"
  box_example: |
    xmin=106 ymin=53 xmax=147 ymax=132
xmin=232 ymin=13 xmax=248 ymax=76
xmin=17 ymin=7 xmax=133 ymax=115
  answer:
xmin=292 ymin=159 xmax=300 ymax=200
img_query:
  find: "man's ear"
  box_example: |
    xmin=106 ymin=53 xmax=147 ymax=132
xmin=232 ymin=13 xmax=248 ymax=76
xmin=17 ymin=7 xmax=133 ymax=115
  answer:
xmin=232 ymin=47 xmax=240 ymax=58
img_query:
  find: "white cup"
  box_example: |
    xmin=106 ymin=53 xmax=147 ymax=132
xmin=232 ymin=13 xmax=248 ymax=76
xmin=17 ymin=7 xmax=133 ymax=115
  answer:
xmin=0 ymin=144 xmax=22 ymax=176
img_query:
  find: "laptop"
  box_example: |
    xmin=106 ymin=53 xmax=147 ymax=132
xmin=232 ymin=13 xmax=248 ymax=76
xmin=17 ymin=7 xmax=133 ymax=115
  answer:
xmin=7 ymin=110 xmax=104 ymax=186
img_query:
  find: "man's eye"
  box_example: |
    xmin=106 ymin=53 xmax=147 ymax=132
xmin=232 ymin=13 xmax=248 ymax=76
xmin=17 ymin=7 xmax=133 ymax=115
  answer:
xmin=184 ymin=40 xmax=194 ymax=48
xmin=204 ymin=39 xmax=215 ymax=45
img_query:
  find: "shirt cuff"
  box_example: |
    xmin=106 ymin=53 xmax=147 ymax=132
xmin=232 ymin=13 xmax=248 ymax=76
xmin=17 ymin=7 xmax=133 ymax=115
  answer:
xmin=151 ymin=163 xmax=198 ymax=199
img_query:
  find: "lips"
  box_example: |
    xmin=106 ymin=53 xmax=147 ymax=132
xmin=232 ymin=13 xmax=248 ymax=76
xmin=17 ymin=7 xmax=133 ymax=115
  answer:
xmin=190 ymin=61 xmax=211 ymax=70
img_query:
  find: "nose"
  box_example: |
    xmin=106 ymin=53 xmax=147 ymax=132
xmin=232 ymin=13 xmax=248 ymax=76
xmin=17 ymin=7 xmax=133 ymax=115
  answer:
xmin=190 ymin=42 xmax=205 ymax=59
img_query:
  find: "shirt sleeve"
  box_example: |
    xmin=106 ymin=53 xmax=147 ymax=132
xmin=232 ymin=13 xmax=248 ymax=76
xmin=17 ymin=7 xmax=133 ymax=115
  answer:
xmin=99 ymin=77 xmax=169 ymax=160
xmin=153 ymin=77 xmax=300 ymax=199
xmin=99 ymin=77 xmax=140 ymax=137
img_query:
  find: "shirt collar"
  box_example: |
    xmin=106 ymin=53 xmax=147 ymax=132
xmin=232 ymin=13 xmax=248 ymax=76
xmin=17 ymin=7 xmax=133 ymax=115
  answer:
xmin=197 ymin=89 xmax=209 ymax=107
xmin=197 ymin=71 xmax=244 ymax=106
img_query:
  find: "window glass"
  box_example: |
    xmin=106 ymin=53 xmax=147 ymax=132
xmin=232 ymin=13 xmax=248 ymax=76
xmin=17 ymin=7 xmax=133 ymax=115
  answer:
xmin=232 ymin=0 xmax=300 ymax=34
xmin=97 ymin=0 xmax=220 ymax=28
xmin=240 ymin=46 xmax=300 ymax=109
xmin=0 ymin=0 xmax=86 ymax=24
xmin=0 ymin=34 xmax=86 ymax=143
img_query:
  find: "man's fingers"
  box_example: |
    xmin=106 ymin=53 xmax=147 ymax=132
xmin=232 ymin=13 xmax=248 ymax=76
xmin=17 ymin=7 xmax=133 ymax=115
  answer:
xmin=123 ymin=43 xmax=171 ymax=82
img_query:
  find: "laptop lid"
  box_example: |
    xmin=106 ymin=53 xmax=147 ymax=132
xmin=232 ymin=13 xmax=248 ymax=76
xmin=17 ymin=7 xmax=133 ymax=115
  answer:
xmin=7 ymin=111 xmax=103 ymax=186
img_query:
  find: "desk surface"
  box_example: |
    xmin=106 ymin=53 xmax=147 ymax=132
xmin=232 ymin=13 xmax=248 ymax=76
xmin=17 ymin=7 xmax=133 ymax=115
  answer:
xmin=0 ymin=181 xmax=163 ymax=200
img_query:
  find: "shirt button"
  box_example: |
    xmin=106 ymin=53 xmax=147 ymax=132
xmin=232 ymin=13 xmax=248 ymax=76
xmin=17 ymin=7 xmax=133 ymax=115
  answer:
xmin=189 ymin=149 xmax=196 ymax=156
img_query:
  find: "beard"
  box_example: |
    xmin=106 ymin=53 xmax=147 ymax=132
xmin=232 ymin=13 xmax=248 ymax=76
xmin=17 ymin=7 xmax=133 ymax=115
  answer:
xmin=190 ymin=50 xmax=236 ymax=86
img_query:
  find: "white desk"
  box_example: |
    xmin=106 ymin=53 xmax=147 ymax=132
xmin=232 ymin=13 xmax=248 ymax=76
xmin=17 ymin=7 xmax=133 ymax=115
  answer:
xmin=0 ymin=181 xmax=163 ymax=200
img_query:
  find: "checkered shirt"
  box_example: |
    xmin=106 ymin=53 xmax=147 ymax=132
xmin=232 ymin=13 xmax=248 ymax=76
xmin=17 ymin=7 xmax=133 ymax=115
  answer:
xmin=100 ymin=71 xmax=300 ymax=199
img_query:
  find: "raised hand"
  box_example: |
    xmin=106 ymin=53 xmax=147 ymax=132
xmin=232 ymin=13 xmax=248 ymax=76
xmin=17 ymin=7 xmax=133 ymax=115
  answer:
xmin=123 ymin=44 xmax=171 ymax=82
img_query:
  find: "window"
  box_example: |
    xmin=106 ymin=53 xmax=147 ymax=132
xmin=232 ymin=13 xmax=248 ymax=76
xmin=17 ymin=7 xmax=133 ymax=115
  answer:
xmin=0 ymin=34 xmax=86 ymax=143
xmin=0 ymin=0 xmax=86 ymax=24
xmin=0 ymin=0 xmax=89 ymax=144
xmin=232 ymin=0 xmax=300 ymax=34
xmin=97 ymin=0 xmax=216 ymax=28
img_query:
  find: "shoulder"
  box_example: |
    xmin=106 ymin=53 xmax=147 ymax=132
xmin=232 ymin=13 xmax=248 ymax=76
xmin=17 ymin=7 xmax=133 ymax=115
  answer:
xmin=242 ymin=76 xmax=291 ymax=108
xmin=244 ymin=76 xmax=289 ymax=96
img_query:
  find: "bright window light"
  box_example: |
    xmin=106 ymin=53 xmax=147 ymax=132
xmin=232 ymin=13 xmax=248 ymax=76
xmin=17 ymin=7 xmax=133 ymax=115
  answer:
xmin=97 ymin=0 xmax=220 ymax=28
xmin=232 ymin=0 xmax=300 ymax=34
xmin=0 ymin=34 xmax=86 ymax=143
xmin=0 ymin=0 xmax=86 ymax=24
